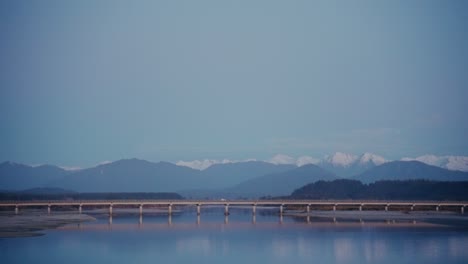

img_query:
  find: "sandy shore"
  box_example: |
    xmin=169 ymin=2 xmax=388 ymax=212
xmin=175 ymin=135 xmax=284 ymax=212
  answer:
xmin=0 ymin=211 xmax=96 ymax=238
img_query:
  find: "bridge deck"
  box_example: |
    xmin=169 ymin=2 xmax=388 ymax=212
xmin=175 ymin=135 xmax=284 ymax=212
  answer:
xmin=0 ymin=200 xmax=466 ymax=207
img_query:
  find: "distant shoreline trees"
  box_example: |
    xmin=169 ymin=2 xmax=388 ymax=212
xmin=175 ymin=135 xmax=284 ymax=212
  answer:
xmin=289 ymin=179 xmax=468 ymax=201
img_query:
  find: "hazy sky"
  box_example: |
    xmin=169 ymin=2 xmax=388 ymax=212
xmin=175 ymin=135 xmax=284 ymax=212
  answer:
xmin=1 ymin=0 xmax=467 ymax=167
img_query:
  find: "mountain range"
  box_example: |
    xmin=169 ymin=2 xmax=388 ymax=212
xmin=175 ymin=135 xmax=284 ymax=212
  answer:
xmin=1 ymin=156 xmax=468 ymax=197
xmin=177 ymin=152 xmax=468 ymax=173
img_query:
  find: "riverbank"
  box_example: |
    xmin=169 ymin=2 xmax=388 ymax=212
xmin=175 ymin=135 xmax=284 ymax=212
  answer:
xmin=0 ymin=211 xmax=96 ymax=238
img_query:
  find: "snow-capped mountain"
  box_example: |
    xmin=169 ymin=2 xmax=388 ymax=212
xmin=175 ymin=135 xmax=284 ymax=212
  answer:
xmin=175 ymin=153 xmax=468 ymax=173
xmin=323 ymin=152 xmax=358 ymax=167
xmin=319 ymin=152 xmax=387 ymax=178
xmin=358 ymin=152 xmax=387 ymax=166
xmin=401 ymin=155 xmax=468 ymax=172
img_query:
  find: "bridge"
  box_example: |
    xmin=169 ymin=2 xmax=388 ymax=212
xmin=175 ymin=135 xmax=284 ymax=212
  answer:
xmin=0 ymin=200 xmax=466 ymax=215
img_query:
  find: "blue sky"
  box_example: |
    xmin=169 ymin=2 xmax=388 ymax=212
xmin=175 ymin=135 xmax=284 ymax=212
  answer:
xmin=1 ymin=0 xmax=467 ymax=167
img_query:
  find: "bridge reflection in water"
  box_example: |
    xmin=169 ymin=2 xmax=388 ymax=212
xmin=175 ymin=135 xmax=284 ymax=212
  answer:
xmin=58 ymin=212 xmax=441 ymax=232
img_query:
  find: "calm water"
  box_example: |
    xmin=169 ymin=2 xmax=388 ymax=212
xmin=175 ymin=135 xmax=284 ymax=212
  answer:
xmin=1 ymin=207 xmax=468 ymax=264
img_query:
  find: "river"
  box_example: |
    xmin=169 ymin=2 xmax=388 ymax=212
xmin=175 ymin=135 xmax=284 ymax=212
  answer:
xmin=1 ymin=207 xmax=467 ymax=264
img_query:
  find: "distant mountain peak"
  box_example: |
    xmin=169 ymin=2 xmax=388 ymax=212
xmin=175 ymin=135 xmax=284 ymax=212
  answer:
xmin=324 ymin=152 xmax=358 ymax=167
xmin=358 ymin=152 xmax=387 ymax=165
xmin=401 ymin=155 xmax=468 ymax=172
xmin=269 ymin=154 xmax=296 ymax=165
xmin=355 ymin=160 xmax=468 ymax=183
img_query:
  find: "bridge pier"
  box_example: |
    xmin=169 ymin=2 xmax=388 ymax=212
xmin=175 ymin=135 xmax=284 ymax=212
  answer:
xmin=252 ymin=204 xmax=256 ymax=215
xmin=280 ymin=204 xmax=284 ymax=215
xmin=168 ymin=214 xmax=172 ymax=225
xmin=139 ymin=215 xmax=143 ymax=227
xmin=306 ymin=204 xmax=310 ymax=213
xmin=109 ymin=204 xmax=113 ymax=215
xmin=168 ymin=204 xmax=172 ymax=215
xmin=79 ymin=204 xmax=82 ymax=214
xmin=48 ymin=204 xmax=51 ymax=215
xmin=359 ymin=204 xmax=363 ymax=211
xmin=224 ymin=214 xmax=229 ymax=224
xmin=461 ymin=206 xmax=465 ymax=214
xmin=385 ymin=204 xmax=389 ymax=211
xmin=436 ymin=205 xmax=440 ymax=212
xmin=333 ymin=204 xmax=337 ymax=211
xmin=15 ymin=205 xmax=18 ymax=215
xmin=197 ymin=204 xmax=201 ymax=215
xmin=411 ymin=204 xmax=415 ymax=211
xmin=139 ymin=204 xmax=143 ymax=215
xmin=224 ymin=204 xmax=229 ymax=215
xmin=252 ymin=214 xmax=256 ymax=224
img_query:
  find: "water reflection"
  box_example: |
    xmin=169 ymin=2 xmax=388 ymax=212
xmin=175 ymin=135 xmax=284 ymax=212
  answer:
xmin=79 ymin=212 xmax=459 ymax=231
xmin=334 ymin=238 xmax=356 ymax=263
xmin=363 ymin=240 xmax=387 ymax=263
xmin=3 ymin=211 xmax=468 ymax=264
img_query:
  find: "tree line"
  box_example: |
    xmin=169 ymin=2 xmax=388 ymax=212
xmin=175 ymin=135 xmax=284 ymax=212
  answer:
xmin=290 ymin=179 xmax=468 ymax=201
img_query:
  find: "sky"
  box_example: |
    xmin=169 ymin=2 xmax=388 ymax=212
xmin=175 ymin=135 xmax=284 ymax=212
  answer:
xmin=1 ymin=0 xmax=467 ymax=168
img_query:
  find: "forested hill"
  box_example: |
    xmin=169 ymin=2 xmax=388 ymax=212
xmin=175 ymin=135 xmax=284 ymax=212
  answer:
xmin=289 ymin=179 xmax=468 ymax=201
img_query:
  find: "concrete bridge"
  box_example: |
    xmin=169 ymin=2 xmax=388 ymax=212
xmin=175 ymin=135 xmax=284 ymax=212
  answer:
xmin=0 ymin=200 xmax=466 ymax=215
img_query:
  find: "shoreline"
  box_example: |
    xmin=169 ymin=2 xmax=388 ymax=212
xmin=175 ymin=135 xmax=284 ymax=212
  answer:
xmin=0 ymin=211 xmax=96 ymax=238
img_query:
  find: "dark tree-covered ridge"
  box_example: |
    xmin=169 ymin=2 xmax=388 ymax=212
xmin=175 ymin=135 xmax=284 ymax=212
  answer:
xmin=291 ymin=179 xmax=468 ymax=201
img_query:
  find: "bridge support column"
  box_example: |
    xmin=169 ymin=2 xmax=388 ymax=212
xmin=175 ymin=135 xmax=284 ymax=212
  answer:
xmin=109 ymin=204 xmax=113 ymax=215
xmin=411 ymin=204 xmax=415 ymax=211
xmin=252 ymin=204 xmax=256 ymax=215
xmin=79 ymin=204 xmax=82 ymax=214
xmin=139 ymin=204 xmax=143 ymax=215
xmin=168 ymin=204 xmax=172 ymax=215
xmin=385 ymin=204 xmax=389 ymax=211
xmin=359 ymin=204 xmax=363 ymax=211
xmin=48 ymin=205 xmax=51 ymax=215
xmin=197 ymin=204 xmax=201 ymax=215
xmin=461 ymin=206 xmax=464 ymax=214
xmin=436 ymin=205 xmax=440 ymax=212
xmin=333 ymin=204 xmax=337 ymax=211
xmin=15 ymin=205 xmax=18 ymax=215
xmin=306 ymin=205 xmax=310 ymax=213
xmin=224 ymin=204 xmax=229 ymax=216
xmin=280 ymin=204 xmax=284 ymax=215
